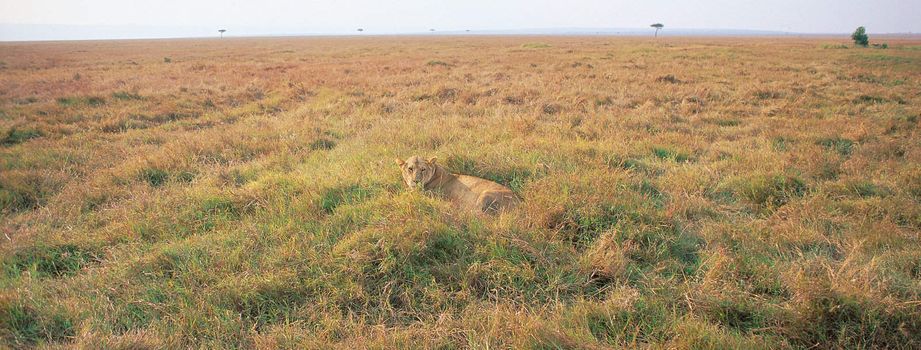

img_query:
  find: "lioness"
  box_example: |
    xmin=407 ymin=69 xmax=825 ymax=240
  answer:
xmin=396 ymin=155 xmax=520 ymax=213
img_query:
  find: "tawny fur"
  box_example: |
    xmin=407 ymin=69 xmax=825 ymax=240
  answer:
xmin=396 ymin=155 xmax=520 ymax=213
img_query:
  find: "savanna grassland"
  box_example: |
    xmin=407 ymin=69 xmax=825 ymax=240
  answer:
xmin=1 ymin=35 xmax=920 ymax=349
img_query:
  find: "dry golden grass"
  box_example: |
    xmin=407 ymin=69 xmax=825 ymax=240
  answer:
xmin=1 ymin=35 xmax=920 ymax=348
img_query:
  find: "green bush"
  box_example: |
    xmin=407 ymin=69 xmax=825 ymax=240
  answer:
xmin=852 ymin=27 xmax=869 ymax=47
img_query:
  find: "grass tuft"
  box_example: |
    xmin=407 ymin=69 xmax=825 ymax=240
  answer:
xmin=521 ymin=43 xmax=552 ymax=49
xmin=1 ymin=127 xmax=42 ymax=146
xmin=4 ymin=244 xmax=98 ymax=278
xmin=139 ymin=167 xmax=170 ymax=187
xmin=816 ymin=137 xmax=854 ymax=156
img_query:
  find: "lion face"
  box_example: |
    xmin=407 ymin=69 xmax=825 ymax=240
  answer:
xmin=396 ymin=155 xmax=437 ymax=190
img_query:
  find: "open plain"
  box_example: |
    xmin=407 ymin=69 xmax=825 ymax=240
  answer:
xmin=1 ymin=36 xmax=920 ymax=348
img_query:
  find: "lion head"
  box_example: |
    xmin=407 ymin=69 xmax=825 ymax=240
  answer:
xmin=395 ymin=155 xmax=438 ymax=190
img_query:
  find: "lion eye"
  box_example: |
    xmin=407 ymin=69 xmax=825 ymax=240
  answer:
xmin=408 ymin=167 xmax=414 ymax=171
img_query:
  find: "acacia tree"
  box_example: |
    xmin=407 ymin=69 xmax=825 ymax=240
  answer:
xmin=851 ymin=26 xmax=869 ymax=47
xmin=651 ymin=23 xmax=664 ymax=38
xmin=218 ymin=29 xmax=227 ymax=38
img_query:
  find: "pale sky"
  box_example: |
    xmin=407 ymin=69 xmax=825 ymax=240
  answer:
xmin=1 ymin=0 xmax=919 ymax=40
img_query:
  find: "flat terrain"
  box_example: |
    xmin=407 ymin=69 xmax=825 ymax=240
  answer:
xmin=1 ymin=36 xmax=920 ymax=348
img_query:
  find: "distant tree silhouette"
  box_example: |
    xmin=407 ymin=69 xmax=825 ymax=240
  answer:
xmin=430 ymin=28 xmax=436 ymax=32
xmin=218 ymin=29 xmax=227 ymax=38
xmin=650 ymin=23 xmax=664 ymax=38
xmin=851 ymin=26 xmax=869 ymax=47
xmin=357 ymin=28 xmax=364 ymax=32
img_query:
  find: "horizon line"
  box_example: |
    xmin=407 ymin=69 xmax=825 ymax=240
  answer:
xmin=2 ymin=25 xmax=918 ymax=43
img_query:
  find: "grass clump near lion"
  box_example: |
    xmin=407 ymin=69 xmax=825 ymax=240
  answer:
xmin=1 ymin=36 xmax=920 ymax=348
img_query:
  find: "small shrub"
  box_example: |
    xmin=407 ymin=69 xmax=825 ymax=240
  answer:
xmin=163 ymin=57 xmax=172 ymax=63
xmin=851 ymin=26 xmax=869 ymax=47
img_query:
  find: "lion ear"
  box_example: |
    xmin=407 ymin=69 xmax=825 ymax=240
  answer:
xmin=395 ymin=158 xmax=405 ymax=167
xmin=428 ymin=157 xmax=437 ymax=165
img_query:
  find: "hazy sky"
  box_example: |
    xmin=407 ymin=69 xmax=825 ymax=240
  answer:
xmin=1 ymin=0 xmax=919 ymax=40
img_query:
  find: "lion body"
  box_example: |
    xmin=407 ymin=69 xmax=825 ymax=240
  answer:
xmin=397 ymin=156 xmax=519 ymax=213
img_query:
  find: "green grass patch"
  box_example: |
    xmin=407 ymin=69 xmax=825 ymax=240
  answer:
xmin=86 ymin=96 xmax=105 ymax=106
xmin=816 ymin=137 xmax=854 ymax=156
xmin=318 ymin=184 xmax=382 ymax=214
xmin=139 ymin=167 xmax=170 ymax=187
xmin=0 ymin=301 xmax=75 ymax=346
xmin=521 ymin=43 xmax=552 ymax=49
xmin=587 ymin=298 xmax=673 ymax=345
xmin=0 ymin=174 xmax=60 ymax=213
xmin=55 ymin=96 xmax=105 ymax=107
xmin=716 ymin=174 xmax=807 ymax=211
xmin=3 ymin=244 xmax=98 ymax=278
xmin=1 ymin=127 xmax=42 ymax=146
xmin=792 ymin=292 xmax=921 ymax=348
xmin=705 ymin=298 xmax=768 ymax=332
xmin=651 ymin=147 xmax=691 ymax=163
